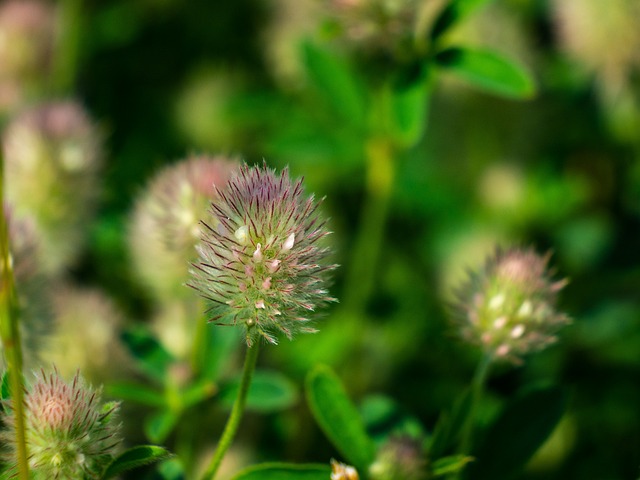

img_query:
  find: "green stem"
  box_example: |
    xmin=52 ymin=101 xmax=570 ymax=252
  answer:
xmin=342 ymin=136 xmax=396 ymax=314
xmin=0 ymin=152 xmax=30 ymax=480
xmin=459 ymin=354 xmax=493 ymax=457
xmin=200 ymin=343 xmax=259 ymax=480
xmin=52 ymin=0 xmax=83 ymax=94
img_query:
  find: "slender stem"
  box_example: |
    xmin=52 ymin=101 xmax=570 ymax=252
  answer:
xmin=459 ymin=353 xmax=493 ymax=456
xmin=0 ymin=153 xmax=30 ymax=480
xmin=200 ymin=343 xmax=260 ymax=480
xmin=52 ymin=0 xmax=83 ymax=94
xmin=342 ymin=136 xmax=395 ymax=314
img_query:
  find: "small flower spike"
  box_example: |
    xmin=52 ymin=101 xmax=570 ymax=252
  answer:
xmin=190 ymin=162 xmax=336 ymax=347
xmin=452 ymin=247 xmax=570 ymax=364
xmin=1 ymin=369 xmax=121 ymax=479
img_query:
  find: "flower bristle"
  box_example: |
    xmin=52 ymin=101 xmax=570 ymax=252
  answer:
xmin=190 ymin=162 xmax=337 ymax=347
xmin=451 ymin=247 xmax=570 ymax=364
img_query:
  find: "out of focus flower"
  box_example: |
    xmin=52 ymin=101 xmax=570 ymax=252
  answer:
xmin=452 ymin=247 xmax=569 ymax=364
xmin=552 ymin=0 xmax=640 ymax=96
xmin=324 ymin=0 xmax=424 ymax=60
xmin=43 ymin=286 xmax=129 ymax=383
xmin=369 ymin=436 xmax=426 ymax=480
xmin=190 ymin=162 xmax=336 ymax=347
xmin=3 ymin=101 xmax=102 ymax=276
xmin=0 ymin=0 xmax=55 ymax=112
xmin=2 ymin=204 xmax=51 ymax=368
xmin=1 ymin=369 xmax=121 ymax=479
xmin=130 ymin=155 xmax=239 ymax=301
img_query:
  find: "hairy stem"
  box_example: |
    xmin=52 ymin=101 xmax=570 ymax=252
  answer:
xmin=0 ymin=153 xmax=30 ymax=480
xmin=200 ymin=343 xmax=259 ymax=480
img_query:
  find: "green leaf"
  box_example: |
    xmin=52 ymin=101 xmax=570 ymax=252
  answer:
xmin=302 ymin=41 xmax=367 ymax=128
xmin=431 ymin=454 xmax=474 ymax=477
xmin=181 ymin=379 xmax=217 ymax=408
xmin=106 ymin=382 xmax=165 ymax=408
xmin=144 ymin=409 xmax=179 ymax=444
xmin=152 ymin=458 xmax=185 ymax=480
xmin=219 ymin=370 xmax=298 ymax=413
xmin=231 ymin=463 xmax=331 ymax=480
xmin=388 ymin=66 xmax=432 ymax=148
xmin=469 ymin=385 xmax=567 ymax=480
xmin=102 ymin=445 xmax=172 ymax=479
xmin=430 ymin=0 xmax=496 ymax=40
xmin=305 ymin=365 xmax=376 ymax=471
xmin=434 ymin=47 xmax=536 ymax=99
xmin=428 ymin=389 xmax=472 ymax=459
xmin=121 ymin=325 xmax=175 ymax=383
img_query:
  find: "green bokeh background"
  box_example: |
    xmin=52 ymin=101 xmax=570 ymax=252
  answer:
xmin=12 ymin=0 xmax=640 ymax=478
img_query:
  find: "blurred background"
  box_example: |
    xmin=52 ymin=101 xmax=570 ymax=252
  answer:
xmin=2 ymin=0 xmax=640 ymax=478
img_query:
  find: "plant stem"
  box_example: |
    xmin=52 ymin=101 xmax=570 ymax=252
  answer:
xmin=459 ymin=353 xmax=493 ymax=457
xmin=53 ymin=0 xmax=83 ymax=94
xmin=0 ymin=154 xmax=30 ymax=480
xmin=200 ymin=343 xmax=259 ymax=480
xmin=342 ymin=136 xmax=395 ymax=314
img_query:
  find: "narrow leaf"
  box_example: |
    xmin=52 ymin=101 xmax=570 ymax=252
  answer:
xmin=144 ymin=409 xmax=179 ymax=444
xmin=469 ymin=385 xmax=566 ymax=480
xmin=435 ymin=47 xmax=536 ymax=99
xmin=231 ymin=462 xmax=330 ymax=480
xmin=121 ymin=325 xmax=175 ymax=383
xmin=302 ymin=41 xmax=367 ymax=128
xmin=103 ymin=445 xmax=172 ymax=479
xmin=431 ymin=0 xmax=496 ymax=40
xmin=106 ymin=382 xmax=165 ymax=408
xmin=306 ymin=365 xmax=376 ymax=471
xmin=181 ymin=379 xmax=217 ymax=408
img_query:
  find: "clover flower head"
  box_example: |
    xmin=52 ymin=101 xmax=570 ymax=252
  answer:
xmin=3 ymin=101 xmax=102 ymax=275
xmin=0 ymin=0 xmax=55 ymax=112
xmin=326 ymin=0 xmax=420 ymax=59
xmin=190 ymin=162 xmax=336 ymax=347
xmin=1 ymin=369 xmax=121 ymax=479
xmin=452 ymin=247 xmax=570 ymax=364
xmin=369 ymin=436 xmax=426 ymax=480
xmin=130 ymin=155 xmax=239 ymax=300
xmin=331 ymin=459 xmax=359 ymax=480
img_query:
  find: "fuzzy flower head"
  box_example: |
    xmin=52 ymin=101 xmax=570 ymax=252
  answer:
xmin=190 ymin=162 xmax=336 ymax=347
xmin=1 ymin=369 xmax=121 ymax=479
xmin=331 ymin=459 xmax=359 ymax=480
xmin=3 ymin=101 xmax=102 ymax=276
xmin=130 ymin=155 xmax=239 ymax=300
xmin=324 ymin=0 xmax=422 ymax=60
xmin=452 ymin=247 xmax=570 ymax=364
xmin=369 ymin=436 xmax=426 ymax=480
xmin=0 ymin=0 xmax=55 ymax=112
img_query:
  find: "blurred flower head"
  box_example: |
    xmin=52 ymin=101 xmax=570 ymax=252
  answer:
xmin=0 ymin=0 xmax=55 ymax=112
xmin=324 ymin=0 xmax=422 ymax=60
xmin=44 ymin=285 xmax=129 ymax=383
xmin=190 ymin=162 xmax=336 ymax=347
xmin=2 ymin=204 xmax=52 ymax=369
xmin=3 ymin=101 xmax=102 ymax=276
xmin=130 ymin=155 xmax=239 ymax=301
xmin=552 ymin=0 xmax=640 ymax=96
xmin=452 ymin=247 xmax=570 ymax=364
xmin=1 ymin=369 xmax=121 ymax=479
xmin=369 ymin=435 xmax=426 ymax=480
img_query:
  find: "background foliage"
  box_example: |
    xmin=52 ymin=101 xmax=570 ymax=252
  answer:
xmin=7 ymin=0 xmax=640 ymax=478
